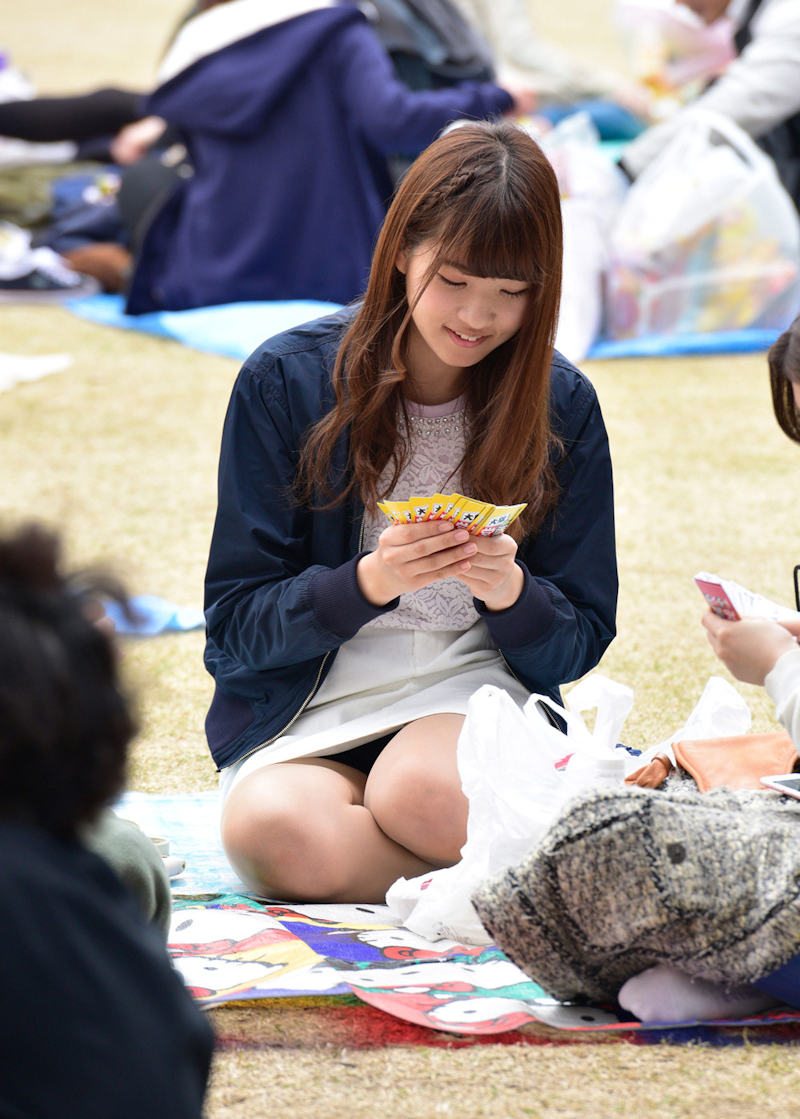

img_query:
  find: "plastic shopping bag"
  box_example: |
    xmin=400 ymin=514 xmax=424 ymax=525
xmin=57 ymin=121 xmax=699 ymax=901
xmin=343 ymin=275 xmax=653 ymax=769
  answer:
xmin=385 ymin=674 xmax=634 ymax=944
xmin=606 ymin=110 xmax=800 ymax=338
xmin=536 ymin=113 xmax=629 ymax=363
xmin=631 ymin=674 xmax=752 ymax=772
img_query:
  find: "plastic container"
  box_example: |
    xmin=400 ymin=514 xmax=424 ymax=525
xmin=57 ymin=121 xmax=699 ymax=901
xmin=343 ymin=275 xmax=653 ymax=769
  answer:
xmin=591 ymin=755 xmax=627 ymax=784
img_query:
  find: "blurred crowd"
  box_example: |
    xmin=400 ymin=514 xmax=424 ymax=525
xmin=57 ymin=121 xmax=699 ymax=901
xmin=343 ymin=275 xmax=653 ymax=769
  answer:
xmin=0 ymin=0 xmax=797 ymax=347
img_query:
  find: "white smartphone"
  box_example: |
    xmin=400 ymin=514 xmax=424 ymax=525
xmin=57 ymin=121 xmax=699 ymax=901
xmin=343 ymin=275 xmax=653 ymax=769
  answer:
xmin=760 ymin=773 xmax=800 ymax=800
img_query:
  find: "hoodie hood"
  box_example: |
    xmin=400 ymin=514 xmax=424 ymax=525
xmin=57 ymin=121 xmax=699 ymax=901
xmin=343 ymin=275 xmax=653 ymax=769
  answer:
xmin=148 ymin=5 xmax=363 ymax=136
xmin=158 ymin=0 xmax=336 ymax=83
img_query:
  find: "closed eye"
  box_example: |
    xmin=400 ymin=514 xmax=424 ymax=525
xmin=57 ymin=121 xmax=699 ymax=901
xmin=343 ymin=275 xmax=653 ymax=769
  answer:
xmin=438 ymin=273 xmax=466 ymax=288
xmin=502 ymin=287 xmax=529 ymax=298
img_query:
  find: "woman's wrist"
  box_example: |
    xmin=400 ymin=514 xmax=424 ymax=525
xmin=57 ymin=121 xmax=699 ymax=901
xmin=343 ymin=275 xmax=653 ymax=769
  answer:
xmin=480 ymin=563 xmax=524 ymax=612
xmin=356 ymin=552 xmax=396 ymax=607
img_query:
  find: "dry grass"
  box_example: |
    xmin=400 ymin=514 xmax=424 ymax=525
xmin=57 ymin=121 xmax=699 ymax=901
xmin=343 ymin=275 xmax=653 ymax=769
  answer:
xmin=3 ymin=1 xmax=800 ymax=1115
xmin=204 ymin=1042 xmax=800 ymax=1119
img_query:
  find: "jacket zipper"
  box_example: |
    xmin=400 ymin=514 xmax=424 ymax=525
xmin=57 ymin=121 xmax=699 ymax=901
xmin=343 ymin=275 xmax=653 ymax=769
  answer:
xmin=228 ymin=511 xmax=367 ymax=768
xmin=498 ymin=648 xmax=561 ymax=729
xmin=231 ymin=649 xmax=332 ymax=769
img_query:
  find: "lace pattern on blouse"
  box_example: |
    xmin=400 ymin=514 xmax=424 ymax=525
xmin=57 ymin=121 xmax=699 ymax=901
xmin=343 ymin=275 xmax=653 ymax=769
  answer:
xmin=363 ymin=402 xmax=479 ymax=631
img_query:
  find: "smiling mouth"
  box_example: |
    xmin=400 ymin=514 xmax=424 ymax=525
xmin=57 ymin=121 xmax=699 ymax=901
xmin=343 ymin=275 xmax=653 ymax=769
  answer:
xmin=447 ymin=327 xmax=487 ymax=345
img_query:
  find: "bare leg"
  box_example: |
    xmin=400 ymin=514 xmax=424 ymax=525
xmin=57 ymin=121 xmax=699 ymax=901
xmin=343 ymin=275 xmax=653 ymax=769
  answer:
xmin=221 ymin=756 xmax=432 ymax=903
xmin=364 ymin=713 xmax=468 ymax=865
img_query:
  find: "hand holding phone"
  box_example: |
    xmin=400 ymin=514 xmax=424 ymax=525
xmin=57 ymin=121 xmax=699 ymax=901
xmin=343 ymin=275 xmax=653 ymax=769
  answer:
xmin=702 ymin=612 xmax=799 ymax=685
xmin=694 ymin=574 xmax=740 ymax=620
xmin=694 ymin=572 xmax=800 ymax=623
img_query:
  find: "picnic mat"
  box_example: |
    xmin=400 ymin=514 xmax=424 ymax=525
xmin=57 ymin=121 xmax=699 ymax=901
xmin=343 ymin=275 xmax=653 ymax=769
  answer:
xmin=117 ymin=792 xmax=800 ymax=1045
xmin=66 ymin=294 xmax=782 ymax=362
xmin=102 ymin=593 xmax=204 ymax=636
xmin=65 ymin=295 xmax=344 ymax=361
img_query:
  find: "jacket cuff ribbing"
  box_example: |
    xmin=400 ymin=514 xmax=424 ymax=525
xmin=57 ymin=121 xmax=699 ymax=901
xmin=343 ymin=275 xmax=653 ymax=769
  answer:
xmin=308 ymin=553 xmax=399 ymax=641
xmin=475 ymin=562 xmax=557 ymax=648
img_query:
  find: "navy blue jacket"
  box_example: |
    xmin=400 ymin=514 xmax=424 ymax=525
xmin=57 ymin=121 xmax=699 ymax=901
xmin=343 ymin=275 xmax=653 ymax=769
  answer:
xmin=0 ymin=824 xmax=212 ymax=1118
xmin=125 ymin=6 xmax=511 ymax=314
xmin=204 ymin=311 xmax=618 ymax=770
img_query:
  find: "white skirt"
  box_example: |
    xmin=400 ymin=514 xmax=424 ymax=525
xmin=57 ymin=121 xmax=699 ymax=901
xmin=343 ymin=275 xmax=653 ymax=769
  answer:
xmin=219 ymin=621 xmax=531 ymax=800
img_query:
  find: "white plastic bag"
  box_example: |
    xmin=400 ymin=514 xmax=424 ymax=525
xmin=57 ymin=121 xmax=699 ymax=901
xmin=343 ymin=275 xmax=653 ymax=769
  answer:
xmin=606 ymin=110 xmax=800 ymax=338
xmin=633 ymin=674 xmax=752 ymax=771
xmin=387 ymin=674 xmax=756 ymax=944
xmin=385 ymin=674 xmax=634 ymax=944
xmin=535 ymin=114 xmax=629 ymax=364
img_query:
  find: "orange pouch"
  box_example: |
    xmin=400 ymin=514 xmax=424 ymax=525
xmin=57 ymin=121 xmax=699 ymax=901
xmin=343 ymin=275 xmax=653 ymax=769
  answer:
xmin=672 ymin=732 xmax=799 ymax=793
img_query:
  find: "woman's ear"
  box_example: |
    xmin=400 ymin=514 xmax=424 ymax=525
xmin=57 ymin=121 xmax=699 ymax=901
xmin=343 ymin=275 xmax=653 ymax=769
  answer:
xmin=396 ymin=247 xmax=408 ymax=275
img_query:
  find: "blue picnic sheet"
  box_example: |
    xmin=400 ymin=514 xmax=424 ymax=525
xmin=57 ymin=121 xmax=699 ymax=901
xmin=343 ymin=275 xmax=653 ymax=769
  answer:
xmin=103 ymin=594 xmax=204 ymax=636
xmin=67 ymin=295 xmax=343 ymax=361
xmin=66 ymin=294 xmax=782 ymax=362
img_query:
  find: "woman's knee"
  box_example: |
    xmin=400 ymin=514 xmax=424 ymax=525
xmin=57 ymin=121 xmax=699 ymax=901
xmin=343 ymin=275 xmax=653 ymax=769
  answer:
xmin=220 ymin=765 xmax=365 ymax=900
xmin=364 ymin=721 xmax=468 ymax=863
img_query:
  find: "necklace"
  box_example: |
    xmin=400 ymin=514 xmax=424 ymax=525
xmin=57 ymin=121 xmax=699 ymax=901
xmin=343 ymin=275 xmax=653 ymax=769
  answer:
xmin=405 ymin=409 xmax=466 ymax=436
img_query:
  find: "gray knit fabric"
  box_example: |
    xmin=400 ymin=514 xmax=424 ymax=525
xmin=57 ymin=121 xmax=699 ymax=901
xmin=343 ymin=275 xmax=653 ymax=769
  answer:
xmin=472 ymin=783 xmax=800 ymax=1003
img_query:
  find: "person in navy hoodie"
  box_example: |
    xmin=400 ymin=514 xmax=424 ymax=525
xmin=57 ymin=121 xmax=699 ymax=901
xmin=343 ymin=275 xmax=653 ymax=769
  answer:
xmin=204 ymin=121 xmax=618 ymax=904
xmin=124 ymin=0 xmax=532 ymax=313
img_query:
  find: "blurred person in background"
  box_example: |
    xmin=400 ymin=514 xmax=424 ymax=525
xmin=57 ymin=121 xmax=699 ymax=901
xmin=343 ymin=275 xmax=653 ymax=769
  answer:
xmin=621 ymin=0 xmax=800 ymax=211
xmin=0 ymin=0 xmax=533 ymax=305
xmin=452 ymin=0 xmax=653 ymax=139
xmin=122 ymin=0 xmax=533 ymax=312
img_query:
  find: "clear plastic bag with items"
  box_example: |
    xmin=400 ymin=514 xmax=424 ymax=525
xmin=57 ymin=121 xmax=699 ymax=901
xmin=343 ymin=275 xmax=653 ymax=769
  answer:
xmin=605 ymin=110 xmax=800 ymax=339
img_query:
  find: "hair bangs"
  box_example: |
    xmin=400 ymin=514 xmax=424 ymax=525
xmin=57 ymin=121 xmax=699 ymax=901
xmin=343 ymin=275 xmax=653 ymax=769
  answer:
xmin=431 ymin=186 xmax=547 ymax=287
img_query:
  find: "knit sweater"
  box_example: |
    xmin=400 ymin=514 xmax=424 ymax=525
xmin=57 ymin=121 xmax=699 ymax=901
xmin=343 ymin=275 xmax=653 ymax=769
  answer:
xmin=473 ymin=781 xmax=800 ymax=1002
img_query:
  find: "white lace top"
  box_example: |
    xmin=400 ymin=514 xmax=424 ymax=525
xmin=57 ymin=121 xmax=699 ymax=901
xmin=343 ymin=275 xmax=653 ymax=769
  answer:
xmin=362 ymin=395 xmax=480 ymax=631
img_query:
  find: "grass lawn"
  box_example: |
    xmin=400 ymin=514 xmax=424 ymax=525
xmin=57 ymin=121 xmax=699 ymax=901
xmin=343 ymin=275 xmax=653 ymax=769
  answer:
xmin=3 ymin=1 xmax=800 ymax=1115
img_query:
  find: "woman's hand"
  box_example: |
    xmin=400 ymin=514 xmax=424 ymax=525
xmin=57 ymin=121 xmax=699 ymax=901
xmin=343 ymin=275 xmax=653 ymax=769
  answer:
xmin=357 ymin=521 xmax=479 ymax=606
xmin=499 ymin=82 xmax=538 ymax=118
xmin=454 ymin=532 xmax=523 ymax=611
xmin=701 ymin=611 xmax=799 ymax=685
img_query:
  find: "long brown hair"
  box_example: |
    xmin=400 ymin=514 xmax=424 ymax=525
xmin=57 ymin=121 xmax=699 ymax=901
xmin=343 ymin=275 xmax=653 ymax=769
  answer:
xmin=770 ymin=312 xmax=800 ymax=444
xmin=297 ymin=121 xmax=564 ymax=537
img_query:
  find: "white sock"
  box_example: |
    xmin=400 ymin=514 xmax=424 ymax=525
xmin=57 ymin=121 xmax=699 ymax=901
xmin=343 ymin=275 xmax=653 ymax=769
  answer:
xmin=617 ymin=964 xmax=779 ymax=1023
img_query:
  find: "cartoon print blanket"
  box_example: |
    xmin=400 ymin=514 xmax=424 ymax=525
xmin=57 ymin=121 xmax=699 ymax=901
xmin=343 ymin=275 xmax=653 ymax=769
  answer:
xmin=117 ymin=792 xmax=800 ymax=1037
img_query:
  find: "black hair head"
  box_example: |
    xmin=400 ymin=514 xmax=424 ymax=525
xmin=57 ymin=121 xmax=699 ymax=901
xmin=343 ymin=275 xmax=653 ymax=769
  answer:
xmin=0 ymin=524 xmax=136 ymax=838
